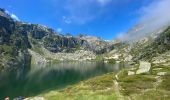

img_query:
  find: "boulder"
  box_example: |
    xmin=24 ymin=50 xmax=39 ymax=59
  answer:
xmin=136 ymin=61 xmax=151 ymax=74
xmin=157 ymin=72 xmax=167 ymax=76
xmin=27 ymin=97 xmax=45 ymax=100
xmin=124 ymin=55 xmax=133 ymax=61
xmin=128 ymin=71 xmax=135 ymax=75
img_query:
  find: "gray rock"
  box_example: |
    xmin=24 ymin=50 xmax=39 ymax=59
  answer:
xmin=136 ymin=61 xmax=151 ymax=74
xmin=157 ymin=72 xmax=167 ymax=76
xmin=128 ymin=71 xmax=135 ymax=75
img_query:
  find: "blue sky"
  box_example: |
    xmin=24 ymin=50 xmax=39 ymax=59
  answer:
xmin=0 ymin=0 xmax=156 ymax=40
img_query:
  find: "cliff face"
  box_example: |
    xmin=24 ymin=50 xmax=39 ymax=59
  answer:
xmin=16 ymin=22 xmax=114 ymax=54
xmin=0 ymin=8 xmax=115 ymax=73
xmin=0 ymin=8 xmax=31 ymax=73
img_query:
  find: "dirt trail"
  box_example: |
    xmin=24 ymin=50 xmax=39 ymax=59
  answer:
xmin=113 ymin=75 xmax=131 ymax=100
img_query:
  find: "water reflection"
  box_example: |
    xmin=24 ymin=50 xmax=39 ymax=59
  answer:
xmin=0 ymin=61 xmax=127 ymax=99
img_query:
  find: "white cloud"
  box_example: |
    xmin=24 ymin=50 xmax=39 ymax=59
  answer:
xmin=11 ymin=14 xmax=20 ymax=21
xmin=140 ymin=0 xmax=170 ymax=26
xmin=120 ymin=0 xmax=170 ymax=41
xmin=64 ymin=0 xmax=108 ymax=25
xmin=97 ymin=0 xmax=111 ymax=6
xmin=62 ymin=16 xmax=72 ymax=24
xmin=5 ymin=10 xmax=20 ymax=21
xmin=50 ymin=0 xmax=115 ymax=25
xmin=117 ymin=32 xmax=127 ymax=41
xmin=5 ymin=10 xmax=10 ymax=14
xmin=57 ymin=28 xmax=62 ymax=33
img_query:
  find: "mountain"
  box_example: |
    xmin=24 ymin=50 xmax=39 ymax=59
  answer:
xmin=0 ymin=8 xmax=115 ymax=73
xmin=107 ymin=22 xmax=169 ymax=64
xmin=0 ymin=8 xmax=31 ymax=74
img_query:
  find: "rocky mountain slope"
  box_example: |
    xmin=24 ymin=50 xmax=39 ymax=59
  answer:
xmin=106 ymin=23 xmax=170 ymax=62
xmin=0 ymin=8 xmax=31 ymax=74
xmin=0 ymin=8 xmax=115 ymax=73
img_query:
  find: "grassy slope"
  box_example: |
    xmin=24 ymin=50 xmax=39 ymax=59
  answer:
xmin=117 ymin=64 xmax=170 ymax=100
xmin=31 ymin=73 xmax=118 ymax=100
xmin=28 ymin=62 xmax=170 ymax=100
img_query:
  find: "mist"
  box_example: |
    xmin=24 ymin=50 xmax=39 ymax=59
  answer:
xmin=118 ymin=0 xmax=170 ymax=42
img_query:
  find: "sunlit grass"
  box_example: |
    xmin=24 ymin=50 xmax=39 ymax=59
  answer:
xmin=38 ymin=73 xmax=117 ymax=100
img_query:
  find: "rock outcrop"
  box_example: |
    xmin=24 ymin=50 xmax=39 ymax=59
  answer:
xmin=136 ymin=61 xmax=151 ymax=74
xmin=0 ymin=8 xmax=31 ymax=73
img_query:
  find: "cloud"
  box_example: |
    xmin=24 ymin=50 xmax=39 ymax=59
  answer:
xmin=116 ymin=32 xmax=127 ymax=41
xmin=120 ymin=0 xmax=170 ymax=42
xmin=97 ymin=0 xmax=111 ymax=6
xmin=4 ymin=10 xmax=10 ymax=15
xmin=57 ymin=28 xmax=62 ymax=33
xmin=5 ymin=10 xmax=20 ymax=21
xmin=62 ymin=16 xmax=72 ymax=24
xmin=140 ymin=0 xmax=170 ymax=28
xmin=50 ymin=0 xmax=120 ymax=25
xmin=11 ymin=14 xmax=20 ymax=21
xmin=63 ymin=0 xmax=109 ymax=25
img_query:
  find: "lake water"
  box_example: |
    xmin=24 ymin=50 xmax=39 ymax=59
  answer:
xmin=0 ymin=61 xmax=127 ymax=99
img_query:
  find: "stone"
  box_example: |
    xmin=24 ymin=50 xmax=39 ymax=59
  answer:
xmin=128 ymin=71 xmax=135 ymax=75
xmin=112 ymin=54 xmax=119 ymax=60
xmin=29 ymin=97 xmax=45 ymax=100
xmin=157 ymin=72 xmax=167 ymax=76
xmin=124 ymin=55 xmax=133 ymax=62
xmin=136 ymin=61 xmax=151 ymax=74
xmin=153 ymin=68 xmax=162 ymax=71
xmin=104 ymin=60 xmax=108 ymax=63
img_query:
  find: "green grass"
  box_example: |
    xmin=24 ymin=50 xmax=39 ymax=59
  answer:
xmin=0 ymin=64 xmax=4 ymax=71
xmin=35 ymin=72 xmax=117 ymax=100
xmin=41 ymin=91 xmax=117 ymax=100
xmin=118 ymin=75 xmax=156 ymax=82
xmin=84 ymin=73 xmax=115 ymax=90
xmin=133 ymin=89 xmax=170 ymax=100
xmin=0 ymin=45 xmax=17 ymax=56
xmin=118 ymin=75 xmax=156 ymax=96
xmin=0 ymin=45 xmax=17 ymax=62
xmin=120 ymin=80 xmax=154 ymax=95
xmin=107 ymin=59 xmax=116 ymax=64
xmin=117 ymin=68 xmax=156 ymax=96
xmin=95 ymin=55 xmax=104 ymax=61
xmin=28 ymin=62 xmax=170 ymax=100
xmin=31 ymin=45 xmax=45 ymax=55
xmin=158 ymin=75 xmax=170 ymax=91
xmin=116 ymin=63 xmax=170 ymax=100
xmin=151 ymin=65 xmax=170 ymax=75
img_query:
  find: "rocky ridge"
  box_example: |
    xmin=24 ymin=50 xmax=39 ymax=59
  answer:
xmin=0 ymin=8 xmax=115 ymax=73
